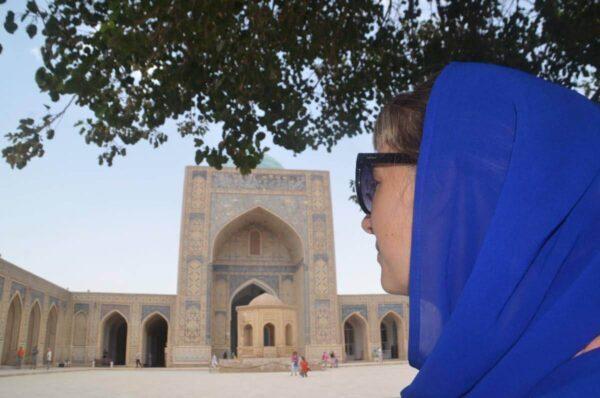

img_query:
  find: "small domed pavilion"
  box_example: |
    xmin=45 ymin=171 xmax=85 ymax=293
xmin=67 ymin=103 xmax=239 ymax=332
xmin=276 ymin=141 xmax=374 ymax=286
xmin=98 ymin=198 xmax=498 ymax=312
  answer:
xmin=236 ymin=293 xmax=297 ymax=358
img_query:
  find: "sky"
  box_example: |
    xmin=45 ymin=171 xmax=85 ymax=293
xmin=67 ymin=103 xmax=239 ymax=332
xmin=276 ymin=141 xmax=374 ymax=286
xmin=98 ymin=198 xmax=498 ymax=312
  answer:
xmin=0 ymin=30 xmax=385 ymax=295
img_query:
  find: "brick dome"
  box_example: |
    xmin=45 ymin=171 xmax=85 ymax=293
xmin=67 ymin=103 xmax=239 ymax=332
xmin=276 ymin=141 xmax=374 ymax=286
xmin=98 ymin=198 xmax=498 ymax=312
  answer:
xmin=248 ymin=293 xmax=284 ymax=307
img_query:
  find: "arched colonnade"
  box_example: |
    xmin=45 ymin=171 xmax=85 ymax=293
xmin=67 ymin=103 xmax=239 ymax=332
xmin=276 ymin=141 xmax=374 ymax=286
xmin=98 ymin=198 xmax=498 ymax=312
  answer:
xmin=1 ymin=293 xmax=61 ymax=366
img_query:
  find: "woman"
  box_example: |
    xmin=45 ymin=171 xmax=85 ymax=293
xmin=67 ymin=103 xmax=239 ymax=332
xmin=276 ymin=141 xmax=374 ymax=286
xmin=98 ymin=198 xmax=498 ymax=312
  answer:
xmin=357 ymin=62 xmax=599 ymax=397
xmin=291 ymin=351 xmax=299 ymax=376
xmin=299 ymin=356 xmax=310 ymax=378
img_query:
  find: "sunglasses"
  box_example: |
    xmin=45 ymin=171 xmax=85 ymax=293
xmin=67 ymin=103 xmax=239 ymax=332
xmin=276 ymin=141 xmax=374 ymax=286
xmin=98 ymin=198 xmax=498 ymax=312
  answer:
xmin=355 ymin=153 xmax=415 ymax=215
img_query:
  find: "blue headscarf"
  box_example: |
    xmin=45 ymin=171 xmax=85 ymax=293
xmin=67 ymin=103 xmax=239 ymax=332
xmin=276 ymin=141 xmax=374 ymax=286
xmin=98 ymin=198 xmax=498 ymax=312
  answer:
xmin=403 ymin=62 xmax=600 ymax=397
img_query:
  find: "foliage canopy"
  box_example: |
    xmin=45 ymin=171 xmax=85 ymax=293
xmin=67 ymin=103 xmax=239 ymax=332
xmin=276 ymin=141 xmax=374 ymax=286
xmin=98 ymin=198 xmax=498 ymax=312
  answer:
xmin=1 ymin=0 xmax=598 ymax=172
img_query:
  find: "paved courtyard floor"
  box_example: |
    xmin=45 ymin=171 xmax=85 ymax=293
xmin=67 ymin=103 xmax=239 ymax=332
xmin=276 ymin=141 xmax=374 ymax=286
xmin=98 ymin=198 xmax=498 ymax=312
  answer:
xmin=0 ymin=363 xmax=418 ymax=398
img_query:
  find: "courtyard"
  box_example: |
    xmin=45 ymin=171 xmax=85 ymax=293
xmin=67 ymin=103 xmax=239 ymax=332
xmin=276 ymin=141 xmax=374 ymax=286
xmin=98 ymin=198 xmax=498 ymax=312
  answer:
xmin=0 ymin=363 xmax=417 ymax=398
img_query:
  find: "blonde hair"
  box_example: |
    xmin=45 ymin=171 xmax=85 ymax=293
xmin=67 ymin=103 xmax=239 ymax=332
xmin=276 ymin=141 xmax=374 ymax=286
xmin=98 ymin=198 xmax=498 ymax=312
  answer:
xmin=373 ymin=78 xmax=436 ymax=163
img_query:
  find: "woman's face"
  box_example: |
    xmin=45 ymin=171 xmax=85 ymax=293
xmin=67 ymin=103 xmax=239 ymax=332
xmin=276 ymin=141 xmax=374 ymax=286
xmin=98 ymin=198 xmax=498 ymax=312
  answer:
xmin=361 ymin=144 xmax=416 ymax=295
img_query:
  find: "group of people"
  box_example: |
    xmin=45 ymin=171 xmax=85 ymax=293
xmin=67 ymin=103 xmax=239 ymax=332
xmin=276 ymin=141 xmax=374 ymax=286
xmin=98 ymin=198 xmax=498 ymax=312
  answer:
xmin=14 ymin=346 xmax=53 ymax=370
xmin=289 ymin=351 xmax=339 ymax=377
xmin=289 ymin=351 xmax=311 ymax=377
xmin=319 ymin=351 xmax=339 ymax=368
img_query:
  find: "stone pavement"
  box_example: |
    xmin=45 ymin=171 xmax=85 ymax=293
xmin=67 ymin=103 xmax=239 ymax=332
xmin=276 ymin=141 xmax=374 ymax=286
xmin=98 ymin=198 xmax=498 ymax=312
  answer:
xmin=0 ymin=366 xmax=92 ymax=378
xmin=0 ymin=363 xmax=418 ymax=398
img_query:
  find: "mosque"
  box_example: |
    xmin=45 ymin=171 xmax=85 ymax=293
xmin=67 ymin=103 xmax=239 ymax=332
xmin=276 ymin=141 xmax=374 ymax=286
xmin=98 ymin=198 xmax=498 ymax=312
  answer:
xmin=0 ymin=159 xmax=408 ymax=367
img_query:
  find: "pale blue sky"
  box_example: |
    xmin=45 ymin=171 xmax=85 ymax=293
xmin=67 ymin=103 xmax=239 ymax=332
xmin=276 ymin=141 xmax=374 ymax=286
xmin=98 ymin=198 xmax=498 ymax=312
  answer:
xmin=0 ymin=31 xmax=384 ymax=295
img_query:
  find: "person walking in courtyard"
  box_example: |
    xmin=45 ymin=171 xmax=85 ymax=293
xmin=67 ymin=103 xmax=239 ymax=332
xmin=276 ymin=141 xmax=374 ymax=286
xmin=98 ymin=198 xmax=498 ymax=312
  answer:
xmin=357 ymin=62 xmax=600 ymax=397
xmin=135 ymin=352 xmax=142 ymax=368
xmin=30 ymin=346 xmax=39 ymax=369
xmin=290 ymin=351 xmax=299 ymax=376
xmin=299 ymin=356 xmax=310 ymax=378
xmin=321 ymin=351 xmax=329 ymax=368
xmin=16 ymin=346 xmax=25 ymax=369
xmin=330 ymin=352 xmax=338 ymax=368
xmin=45 ymin=348 xmax=52 ymax=370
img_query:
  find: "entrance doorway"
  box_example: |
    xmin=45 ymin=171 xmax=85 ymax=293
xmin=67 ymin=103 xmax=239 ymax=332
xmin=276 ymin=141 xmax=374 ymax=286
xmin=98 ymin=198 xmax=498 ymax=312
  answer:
xmin=263 ymin=323 xmax=275 ymax=346
xmin=142 ymin=314 xmax=168 ymax=367
xmin=25 ymin=302 xmax=41 ymax=365
xmin=1 ymin=296 xmax=22 ymax=365
xmin=44 ymin=306 xmax=58 ymax=364
xmin=102 ymin=312 xmax=128 ymax=365
xmin=380 ymin=313 xmax=400 ymax=359
xmin=343 ymin=314 xmax=368 ymax=361
xmin=230 ymin=284 xmax=265 ymax=355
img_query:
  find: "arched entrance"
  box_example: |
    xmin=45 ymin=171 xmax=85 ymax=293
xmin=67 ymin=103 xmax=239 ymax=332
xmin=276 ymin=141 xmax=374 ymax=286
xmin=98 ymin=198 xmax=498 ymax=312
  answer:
xmin=263 ymin=323 xmax=275 ymax=346
xmin=44 ymin=306 xmax=58 ymax=364
xmin=25 ymin=301 xmax=41 ymax=365
xmin=1 ymin=295 xmax=23 ymax=365
xmin=230 ymin=283 xmax=266 ymax=355
xmin=213 ymin=207 xmax=303 ymax=358
xmin=243 ymin=325 xmax=253 ymax=346
xmin=343 ymin=313 xmax=369 ymax=361
xmin=142 ymin=313 xmax=168 ymax=367
xmin=380 ymin=312 xmax=402 ymax=359
xmin=101 ymin=312 xmax=128 ymax=365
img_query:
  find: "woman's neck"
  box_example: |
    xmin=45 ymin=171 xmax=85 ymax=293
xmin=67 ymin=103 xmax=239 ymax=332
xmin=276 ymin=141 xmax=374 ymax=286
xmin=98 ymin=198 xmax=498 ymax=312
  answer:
xmin=575 ymin=335 xmax=600 ymax=357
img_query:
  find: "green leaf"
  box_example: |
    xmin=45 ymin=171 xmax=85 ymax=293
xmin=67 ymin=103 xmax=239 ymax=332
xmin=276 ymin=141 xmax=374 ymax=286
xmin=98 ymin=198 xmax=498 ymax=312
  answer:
xmin=26 ymin=24 xmax=37 ymax=38
xmin=26 ymin=1 xmax=39 ymax=13
xmin=4 ymin=11 xmax=18 ymax=34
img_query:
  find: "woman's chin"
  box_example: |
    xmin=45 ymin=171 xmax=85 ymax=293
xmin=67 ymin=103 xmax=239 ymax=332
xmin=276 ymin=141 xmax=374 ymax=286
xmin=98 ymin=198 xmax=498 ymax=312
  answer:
xmin=381 ymin=270 xmax=399 ymax=294
xmin=381 ymin=272 xmax=407 ymax=295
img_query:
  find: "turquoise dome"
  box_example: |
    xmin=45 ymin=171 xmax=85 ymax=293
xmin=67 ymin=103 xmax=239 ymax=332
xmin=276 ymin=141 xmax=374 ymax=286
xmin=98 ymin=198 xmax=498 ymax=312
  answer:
xmin=225 ymin=155 xmax=283 ymax=169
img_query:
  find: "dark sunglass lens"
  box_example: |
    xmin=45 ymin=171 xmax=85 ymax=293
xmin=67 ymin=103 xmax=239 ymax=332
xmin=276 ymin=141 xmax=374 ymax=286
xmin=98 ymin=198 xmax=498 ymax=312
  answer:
xmin=360 ymin=164 xmax=376 ymax=213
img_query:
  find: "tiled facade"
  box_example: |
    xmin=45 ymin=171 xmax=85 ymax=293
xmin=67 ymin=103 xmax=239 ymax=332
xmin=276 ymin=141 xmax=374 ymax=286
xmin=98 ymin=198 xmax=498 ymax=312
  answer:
xmin=0 ymin=166 xmax=408 ymax=367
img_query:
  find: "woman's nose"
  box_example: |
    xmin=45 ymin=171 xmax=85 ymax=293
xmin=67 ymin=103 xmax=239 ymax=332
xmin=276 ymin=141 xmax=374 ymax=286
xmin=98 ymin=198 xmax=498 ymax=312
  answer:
xmin=361 ymin=216 xmax=373 ymax=234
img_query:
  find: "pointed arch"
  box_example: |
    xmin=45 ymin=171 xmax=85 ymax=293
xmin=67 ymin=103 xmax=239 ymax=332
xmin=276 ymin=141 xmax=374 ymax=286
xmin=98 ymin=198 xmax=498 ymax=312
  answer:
xmin=379 ymin=310 xmax=406 ymax=360
xmin=212 ymin=206 xmax=304 ymax=263
xmin=263 ymin=323 xmax=275 ymax=347
xmin=243 ymin=324 xmax=253 ymax=346
xmin=47 ymin=302 xmax=59 ymax=315
xmin=141 ymin=312 xmax=168 ymax=367
xmin=1 ymin=293 xmax=23 ymax=365
xmin=342 ymin=312 xmax=370 ymax=361
xmin=229 ymin=281 xmax=277 ymax=356
xmin=141 ymin=310 xmax=169 ymax=326
xmin=100 ymin=311 xmax=128 ymax=365
xmin=25 ymin=300 xmax=42 ymax=364
xmin=342 ymin=311 xmax=369 ymax=325
xmin=44 ymin=304 xmax=59 ymax=364
xmin=9 ymin=290 xmax=24 ymax=307
xmin=229 ymin=278 xmax=277 ymax=308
